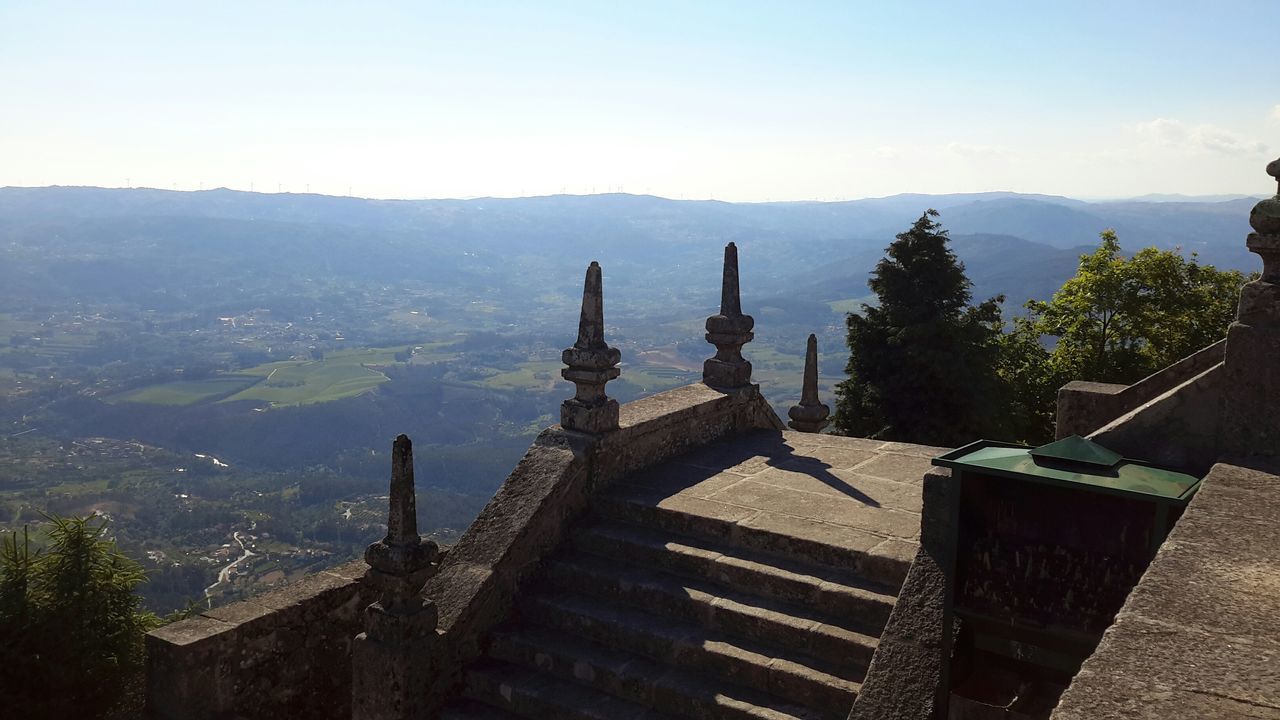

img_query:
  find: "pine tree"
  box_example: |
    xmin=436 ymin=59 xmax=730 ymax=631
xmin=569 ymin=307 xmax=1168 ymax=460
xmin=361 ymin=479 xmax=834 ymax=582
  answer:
xmin=834 ymin=210 xmax=1005 ymax=446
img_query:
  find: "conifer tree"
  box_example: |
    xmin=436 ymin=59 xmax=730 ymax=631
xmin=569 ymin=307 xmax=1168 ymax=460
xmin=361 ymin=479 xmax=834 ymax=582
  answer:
xmin=834 ymin=210 xmax=1005 ymax=446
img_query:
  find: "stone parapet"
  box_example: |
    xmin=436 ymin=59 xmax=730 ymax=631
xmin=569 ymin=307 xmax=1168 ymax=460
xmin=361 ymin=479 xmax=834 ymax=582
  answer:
xmin=847 ymin=467 xmax=958 ymax=720
xmin=1055 ymin=338 xmax=1225 ymax=439
xmin=1051 ymin=460 xmax=1280 ymax=719
xmin=146 ymin=559 xmax=372 ymax=720
xmin=1087 ymin=363 xmax=1224 ymax=474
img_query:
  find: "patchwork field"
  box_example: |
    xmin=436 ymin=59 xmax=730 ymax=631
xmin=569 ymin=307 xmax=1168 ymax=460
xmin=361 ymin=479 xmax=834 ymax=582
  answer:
xmin=112 ymin=376 xmax=259 ymax=406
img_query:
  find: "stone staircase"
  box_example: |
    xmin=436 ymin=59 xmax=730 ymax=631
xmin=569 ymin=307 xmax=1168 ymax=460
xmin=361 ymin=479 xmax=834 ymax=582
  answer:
xmin=439 ymin=476 xmax=910 ymax=720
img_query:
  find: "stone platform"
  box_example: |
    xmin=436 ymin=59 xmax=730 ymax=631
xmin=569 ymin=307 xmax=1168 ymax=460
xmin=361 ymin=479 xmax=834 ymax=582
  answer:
xmin=605 ymin=429 xmax=937 ymax=580
xmin=439 ymin=428 xmax=944 ymax=719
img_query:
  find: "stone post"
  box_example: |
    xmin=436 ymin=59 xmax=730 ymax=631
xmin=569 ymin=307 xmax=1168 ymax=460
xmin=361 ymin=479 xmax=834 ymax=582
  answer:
xmin=1223 ymin=158 xmax=1280 ymax=457
xmin=788 ymin=333 xmax=831 ymax=432
xmin=352 ymin=435 xmax=440 ymax=720
xmin=704 ymin=242 xmax=755 ymax=388
xmin=561 ymin=261 xmax=622 ymax=433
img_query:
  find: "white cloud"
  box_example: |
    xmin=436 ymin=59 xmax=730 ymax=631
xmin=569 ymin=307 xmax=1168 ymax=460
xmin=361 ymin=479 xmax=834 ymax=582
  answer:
xmin=1272 ymin=104 xmax=1280 ymax=122
xmin=1136 ymin=118 xmax=1267 ymax=156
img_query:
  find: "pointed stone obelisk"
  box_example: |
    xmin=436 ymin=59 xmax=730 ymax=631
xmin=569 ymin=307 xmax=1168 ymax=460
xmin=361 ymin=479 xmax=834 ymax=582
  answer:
xmin=788 ymin=334 xmax=831 ymax=433
xmin=703 ymin=242 xmax=755 ymax=388
xmin=352 ymin=434 xmax=440 ymax=720
xmin=561 ymin=261 xmax=621 ymax=433
xmin=1223 ymin=157 xmax=1280 ymax=457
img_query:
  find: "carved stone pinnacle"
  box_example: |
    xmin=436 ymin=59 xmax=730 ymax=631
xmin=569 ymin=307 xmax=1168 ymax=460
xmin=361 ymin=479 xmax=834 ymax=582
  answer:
xmin=704 ymin=242 xmax=755 ymax=388
xmin=561 ymin=261 xmax=621 ymax=433
xmin=788 ymin=334 xmax=831 ymax=433
xmin=362 ymin=434 xmax=439 ymax=642
xmin=1247 ymin=157 xmax=1280 ymax=282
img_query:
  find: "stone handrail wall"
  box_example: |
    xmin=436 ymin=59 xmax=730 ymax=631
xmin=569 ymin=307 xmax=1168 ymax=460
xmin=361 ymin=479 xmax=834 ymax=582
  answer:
xmin=847 ymin=467 xmax=957 ymax=720
xmin=420 ymin=382 xmax=783 ymax=714
xmin=1052 ymin=460 xmax=1280 ymax=719
xmin=146 ymin=383 xmax=782 ymax=720
xmin=1088 ymin=363 xmax=1224 ymax=474
xmin=1056 ymin=338 xmax=1226 ymax=439
xmin=146 ymin=559 xmax=374 ymax=720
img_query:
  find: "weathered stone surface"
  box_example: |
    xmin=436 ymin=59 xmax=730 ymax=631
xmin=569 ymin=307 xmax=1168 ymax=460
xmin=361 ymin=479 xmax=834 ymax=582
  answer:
xmin=1089 ymin=363 xmax=1224 ymax=473
xmin=353 ymin=435 xmax=442 ymax=720
xmin=1055 ymin=339 xmax=1225 ymax=439
xmin=1052 ymin=462 xmax=1280 ymax=719
xmin=788 ymin=334 xmax=831 ymax=433
xmin=561 ymin=261 xmax=622 ymax=434
xmin=146 ymin=568 xmax=371 ymax=720
xmin=847 ymin=467 xmax=957 ymax=720
xmin=704 ymin=243 xmax=756 ymax=389
xmin=1224 ymin=318 xmax=1280 ymax=457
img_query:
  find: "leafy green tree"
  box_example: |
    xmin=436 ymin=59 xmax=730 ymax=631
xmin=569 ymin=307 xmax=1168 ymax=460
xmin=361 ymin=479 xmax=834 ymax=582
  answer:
xmin=995 ymin=230 xmax=1249 ymax=443
xmin=1030 ymin=229 xmax=1247 ymax=385
xmin=995 ymin=304 xmax=1061 ymax=444
xmin=0 ymin=514 xmax=159 ymax=716
xmin=834 ymin=209 xmax=1007 ymax=446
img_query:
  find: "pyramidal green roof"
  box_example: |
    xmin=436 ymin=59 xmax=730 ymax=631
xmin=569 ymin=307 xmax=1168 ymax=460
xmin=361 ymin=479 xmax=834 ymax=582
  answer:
xmin=1029 ymin=435 xmax=1123 ymax=468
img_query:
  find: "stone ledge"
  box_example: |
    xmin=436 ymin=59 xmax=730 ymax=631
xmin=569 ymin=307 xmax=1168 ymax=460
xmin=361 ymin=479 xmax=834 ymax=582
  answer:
xmin=145 ymin=559 xmax=372 ymax=720
xmin=1052 ymin=461 xmax=1280 ymax=720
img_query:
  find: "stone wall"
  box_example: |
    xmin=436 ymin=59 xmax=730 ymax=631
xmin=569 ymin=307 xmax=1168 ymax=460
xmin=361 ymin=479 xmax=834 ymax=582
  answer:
xmin=847 ymin=467 xmax=957 ymax=720
xmin=1051 ymin=460 xmax=1280 ymax=719
xmin=1088 ymin=363 xmax=1224 ymax=474
xmin=1056 ymin=339 xmax=1225 ymax=440
xmin=146 ymin=559 xmax=373 ymax=720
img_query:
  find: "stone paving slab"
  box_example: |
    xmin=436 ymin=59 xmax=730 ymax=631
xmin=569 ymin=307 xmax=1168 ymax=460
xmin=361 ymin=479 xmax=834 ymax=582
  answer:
xmin=614 ymin=429 xmax=938 ymax=552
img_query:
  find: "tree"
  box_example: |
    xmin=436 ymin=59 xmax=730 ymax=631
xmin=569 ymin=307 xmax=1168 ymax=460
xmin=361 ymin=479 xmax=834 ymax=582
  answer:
xmin=996 ymin=229 xmax=1249 ymax=443
xmin=834 ymin=210 xmax=1007 ymax=446
xmin=0 ymin=514 xmax=159 ymax=716
xmin=1030 ymin=229 xmax=1247 ymax=386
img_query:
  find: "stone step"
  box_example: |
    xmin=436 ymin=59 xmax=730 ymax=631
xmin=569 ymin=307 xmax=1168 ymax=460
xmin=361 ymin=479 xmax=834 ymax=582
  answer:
xmin=534 ymin=554 xmax=878 ymax=676
xmin=595 ymin=485 xmax=912 ymax=588
xmin=439 ymin=698 xmax=526 ymax=720
xmin=571 ymin=520 xmax=897 ymax=631
xmin=463 ymin=658 xmax=676 ymax=720
xmin=519 ymin=592 xmax=860 ymax=718
xmin=488 ymin=625 xmax=833 ymax=720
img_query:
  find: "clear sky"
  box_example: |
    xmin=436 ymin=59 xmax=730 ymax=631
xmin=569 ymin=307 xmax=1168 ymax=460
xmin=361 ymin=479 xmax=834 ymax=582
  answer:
xmin=1 ymin=1 xmax=1276 ymax=201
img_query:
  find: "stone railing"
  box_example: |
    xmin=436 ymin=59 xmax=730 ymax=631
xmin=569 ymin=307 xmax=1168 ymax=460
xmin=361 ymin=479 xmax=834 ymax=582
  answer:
xmin=1051 ymin=460 xmax=1280 ymax=719
xmin=146 ymin=560 xmax=374 ymax=720
xmin=1055 ymin=338 xmax=1225 ymax=439
xmin=419 ymin=381 xmax=783 ymax=716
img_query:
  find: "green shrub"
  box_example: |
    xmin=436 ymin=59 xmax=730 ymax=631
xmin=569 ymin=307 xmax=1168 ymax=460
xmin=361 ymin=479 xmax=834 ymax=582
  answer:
xmin=0 ymin=514 xmax=160 ymax=717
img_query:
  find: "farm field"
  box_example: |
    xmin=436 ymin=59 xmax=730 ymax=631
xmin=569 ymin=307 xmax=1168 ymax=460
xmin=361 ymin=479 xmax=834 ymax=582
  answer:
xmin=221 ymin=347 xmax=400 ymax=406
xmin=111 ymin=376 xmax=258 ymax=406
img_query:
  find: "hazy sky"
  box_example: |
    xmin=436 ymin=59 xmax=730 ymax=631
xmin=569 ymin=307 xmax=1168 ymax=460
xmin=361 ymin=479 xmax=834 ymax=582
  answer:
xmin=2 ymin=1 xmax=1276 ymax=201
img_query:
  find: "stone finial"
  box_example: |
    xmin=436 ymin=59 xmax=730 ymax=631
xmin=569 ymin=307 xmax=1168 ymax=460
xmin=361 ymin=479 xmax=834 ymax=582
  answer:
xmin=788 ymin=334 xmax=831 ymax=433
xmin=352 ymin=435 xmax=440 ymax=720
xmin=561 ymin=261 xmax=621 ymax=433
xmin=1222 ymin=157 xmax=1280 ymax=458
xmin=362 ymin=434 xmax=439 ymax=635
xmin=703 ymin=242 xmax=755 ymax=388
xmin=1247 ymin=157 xmax=1280 ymax=282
